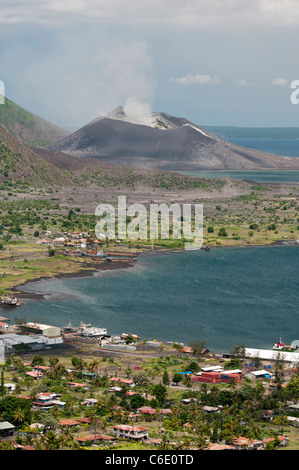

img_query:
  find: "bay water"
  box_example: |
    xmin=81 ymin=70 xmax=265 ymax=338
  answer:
xmin=15 ymin=244 xmax=299 ymax=354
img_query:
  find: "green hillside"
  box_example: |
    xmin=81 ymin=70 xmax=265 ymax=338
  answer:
xmin=0 ymin=97 xmax=69 ymax=146
xmin=0 ymin=125 xmax=72 ymax=187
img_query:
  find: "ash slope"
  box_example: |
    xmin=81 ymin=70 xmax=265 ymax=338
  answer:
xmin=48 ymin=108 xmax=299 ymax=171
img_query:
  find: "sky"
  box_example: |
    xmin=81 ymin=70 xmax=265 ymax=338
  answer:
xmin=0 ymin=0 xmax=299 ymax=129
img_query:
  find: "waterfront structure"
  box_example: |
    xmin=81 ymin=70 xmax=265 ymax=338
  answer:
xmin=0 ymin=333 xmax=63 ymax=359
xmin=20 ymin=322 xmax=61 ymax=338
xmin=245 ymin=347 xmax=299 ymax=364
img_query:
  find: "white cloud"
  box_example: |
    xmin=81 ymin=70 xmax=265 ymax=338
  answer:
xmin=270 ymin=78 xmax=289 ymax=86
xmin=1 ymin=32 xmax=156 ymax=127
xmin=1 ymin=1 xmax=299 ymax=28
xmin=171 ymin=74 xmax=221 ymax=85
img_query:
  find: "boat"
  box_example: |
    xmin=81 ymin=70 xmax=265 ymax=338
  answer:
xmin=78 ymin=321 xmax=107 ymax=337
xmin=201 ymin=244 xmax=210 ymax=251
xmin=272 ymin=339 xmax=299 ymax=352
xmin=0 ymin=296 xmax=22 ymax=307
xmin=295 ymin=239 xmax=299 ymax=245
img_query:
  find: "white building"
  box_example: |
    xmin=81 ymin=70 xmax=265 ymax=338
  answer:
xmin=112 ymin=425 xmax=149 ymax=441
xmin=20 ymin=322 xmax=61 ymax=338
xmin=0 ymin=333 xmax=63 ymax=358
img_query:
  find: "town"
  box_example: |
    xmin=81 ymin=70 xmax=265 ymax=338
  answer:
xmin=0 ymin=316 xmax=299 ymax=451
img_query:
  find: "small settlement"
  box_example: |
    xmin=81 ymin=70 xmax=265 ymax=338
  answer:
xmin=0 ymin=317 xmax=299 ymax=450
xmin=38 ymin=230 xmax=138 ymax=263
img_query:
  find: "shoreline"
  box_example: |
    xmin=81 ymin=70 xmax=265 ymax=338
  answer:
xmin=5 ymin=237 xmax=297 ymax=303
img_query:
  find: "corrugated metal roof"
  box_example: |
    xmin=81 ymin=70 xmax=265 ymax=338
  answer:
xmin=0 ymin=421 xmax=15 ymax=430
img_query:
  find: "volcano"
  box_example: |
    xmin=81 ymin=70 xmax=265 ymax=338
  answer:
xmin=48 ymin=107 xmax=299 ymax=171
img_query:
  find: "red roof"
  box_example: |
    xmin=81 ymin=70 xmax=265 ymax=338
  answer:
xmin=58 ymin=419 xmax=79 ymax=426
xmin=110 ymin=377 xmax=134 ymax=384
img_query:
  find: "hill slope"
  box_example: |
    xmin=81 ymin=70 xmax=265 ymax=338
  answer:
xmin=0 ymin=125 xmax=72 ymax=186
xmin=48 ymin=108 xmax=299 ymax=171
xmin=0 ymin=97 xmax=70 ymax=147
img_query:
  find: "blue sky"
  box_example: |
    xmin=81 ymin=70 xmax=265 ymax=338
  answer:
xmin=0 ymin=0 xmax=299 ymax=129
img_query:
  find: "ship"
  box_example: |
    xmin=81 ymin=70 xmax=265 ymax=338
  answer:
xmin=78 ymin=321 xmax=108 ymax=337
xmin=273 ymin=339 xmax=299 ymax=352
xmin=201 ymin=244 xmax=211 ymax=251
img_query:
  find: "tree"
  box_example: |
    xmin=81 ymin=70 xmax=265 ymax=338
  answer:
xmin=130 ymin=394 xmax=145 ymax=409
xmin=229 ymin=344 xmax=246 ymax=366
xmin=172 ymin=372 xmax=182 ymax=386
xmin=31 ymin=355 xmax=45 ymax=366
xmin=0 ymin=368 xmax=5 ymax=396
xmin=42 ymin=430 xmax=63 ymax=450
xmin=0 ymin=396 xmax=32 ymax=424
xmin=152 ymin=384 xmax=167 ymax=405
xmin=218 ymin=227 xmax=228 ymax=237
xmin=286 ymin=377 xmax=299 ymax=403
xmin=189 ymin=339 xmax=206 ymax=359
xmin=162 ymin=370 xmax=170 ymax=386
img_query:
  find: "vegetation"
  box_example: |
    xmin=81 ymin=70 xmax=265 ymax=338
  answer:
xmin=0 ymin=343 xmax=298 ymax=450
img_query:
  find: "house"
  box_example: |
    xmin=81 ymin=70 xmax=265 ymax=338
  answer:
xmin=4 ymin=383 xmax=15 ymax=393
xmin=29 ymin=423 xmax=45 ymax=433
xmin=287 ymin=416 xmax=299 ymax=427
xmin=76 ymin=434 xmax=115 ymax=446
xmin=232 ymin=437 xmax=265 ymax=450
xmin=33 ymin=392 xmax=65 ymax=410
xmin=245 ymin=370 xmax=271 ymax=380
xmin=206 ymin=443 xmax=235 ymax=450
xmin=53 ymin=237 xmax=66 ymax=245
xmin=26 ymin=370 xmax=43 ymax=380
xmin=76 ymin=418 xmax=92 ymax=425
xmin=109 ymin=377 xmax=135 ymax=387
xmin=288 ymin=403 xmax=299 ymax=413
xmin=112 ymin=425 xmax=149 ymax=441
xmin=263 ymin=436 xmax=288 ymax=448
xmin=202 ymin=406 xmax=221 ymax=414
xmin=137 ymin=406 xmax=156 ymax=415
xmin=39 ymin=238 xmax=52 ymax=245
xmin=261 ymin=410 xmax=274 ymax=421
xmin=68 ymin=382 xmax=90 ymax=391
xmin=0 ymin=421 xmax=15 ymax=437
xmin=0 ymin=322 xmax=9 ymax=330
xmin=81 ymin=398 xmax=98 ymax=406
xmin=58 ymin=419 xmax=80 ymax=429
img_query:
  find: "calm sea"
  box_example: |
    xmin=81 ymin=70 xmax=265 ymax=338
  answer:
xmin=14 ymin=244 xmax=299 ymax=354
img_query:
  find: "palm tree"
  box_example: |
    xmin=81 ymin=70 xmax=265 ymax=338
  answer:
xmin=41 ymin=430 xmax=63 ymax=450
xmin=48 ymin=357 xmax=64 ymax=380
xmin=13 ymin=407 xmax=26 ymax=425
xmin=88 ymin=359 xmax=100 ymax=374
xmin=60 ymin=427 xmax=74 ymax=449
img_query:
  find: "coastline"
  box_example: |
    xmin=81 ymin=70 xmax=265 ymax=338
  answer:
xmin=9 ymin=259 xmax=137 ymax=301
xmin=5 ymin=237 xmax=297 ymax=303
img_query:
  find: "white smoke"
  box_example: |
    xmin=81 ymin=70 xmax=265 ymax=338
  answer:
xmin=123 ymin=96 xmax=154 ymax=127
